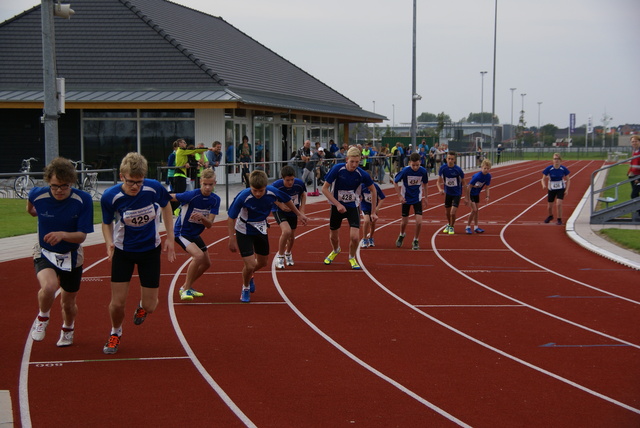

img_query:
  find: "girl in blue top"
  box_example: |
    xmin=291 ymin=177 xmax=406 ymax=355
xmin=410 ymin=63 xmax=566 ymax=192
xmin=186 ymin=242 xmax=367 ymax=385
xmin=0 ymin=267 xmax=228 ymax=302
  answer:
xmin=465 ymin=159 xmax=492 ymax=234
xmin=28 ymin=157 xmax=94 ymax=347
xmin=172 ymin=168 xmax=221 ymax=301
xmin=541 ymin=153 xmax=570 ymax=225
xmin=228 ymin=170 xmax=308 ymax=303
xmin=100 ymin=152 xmax=175 ymax=355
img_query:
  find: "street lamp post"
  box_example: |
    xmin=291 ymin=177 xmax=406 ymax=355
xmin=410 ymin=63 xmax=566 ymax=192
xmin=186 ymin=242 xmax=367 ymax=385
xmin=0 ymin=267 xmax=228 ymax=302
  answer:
xmin=480 ymin=71 xmax=487 ymax=150
xmin=537 ymin=101 xmax=542 ymax=144
xmin=510 ymin=88 xmax=516 ymax=140
xmin=519 ymin=93 xmax=526 ymax=146
xmin=410 ymin=0 xmax=418 ymax=147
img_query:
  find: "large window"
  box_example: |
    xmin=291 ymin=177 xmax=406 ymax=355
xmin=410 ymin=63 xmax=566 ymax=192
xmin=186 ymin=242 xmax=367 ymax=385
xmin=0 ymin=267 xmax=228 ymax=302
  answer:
xmin=82 ymin=109 xmax=195 ymax=179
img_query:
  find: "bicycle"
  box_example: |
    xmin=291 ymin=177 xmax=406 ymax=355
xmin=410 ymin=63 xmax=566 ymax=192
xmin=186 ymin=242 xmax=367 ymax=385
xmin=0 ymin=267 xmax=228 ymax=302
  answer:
xmin=13 ymin=157 xmax=38 ymax=199
xmin=71 ymin=160 xmax=100 ymax=198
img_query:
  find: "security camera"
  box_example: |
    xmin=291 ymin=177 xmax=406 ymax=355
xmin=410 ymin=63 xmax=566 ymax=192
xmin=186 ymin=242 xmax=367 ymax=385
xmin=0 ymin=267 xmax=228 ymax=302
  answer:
xmin=412 ymin=94 xmax=422 ymax=100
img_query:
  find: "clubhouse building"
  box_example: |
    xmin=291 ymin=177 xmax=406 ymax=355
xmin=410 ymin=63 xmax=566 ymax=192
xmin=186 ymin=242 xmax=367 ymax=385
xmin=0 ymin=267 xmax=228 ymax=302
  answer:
xmin=0 ymin=0 xmax=384 ymax=183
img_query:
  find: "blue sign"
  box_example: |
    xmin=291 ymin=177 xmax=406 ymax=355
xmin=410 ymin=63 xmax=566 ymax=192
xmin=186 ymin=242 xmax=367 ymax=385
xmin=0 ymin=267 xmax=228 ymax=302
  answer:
xmin=569 ymin=113 xmax=576 ymax=133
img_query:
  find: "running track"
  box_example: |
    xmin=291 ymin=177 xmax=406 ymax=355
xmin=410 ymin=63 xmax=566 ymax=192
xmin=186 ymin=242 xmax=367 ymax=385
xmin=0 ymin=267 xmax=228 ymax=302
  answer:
xmin=1 ymin=160 xmax=638 ymax=427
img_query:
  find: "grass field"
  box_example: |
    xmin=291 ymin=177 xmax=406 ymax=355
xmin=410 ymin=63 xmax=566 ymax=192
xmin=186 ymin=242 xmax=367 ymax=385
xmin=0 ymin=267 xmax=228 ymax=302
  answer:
xmin=0 ymin=199 xmax=102 ymax=238
xmin=596 ymin=163 xmax=640 ymax=253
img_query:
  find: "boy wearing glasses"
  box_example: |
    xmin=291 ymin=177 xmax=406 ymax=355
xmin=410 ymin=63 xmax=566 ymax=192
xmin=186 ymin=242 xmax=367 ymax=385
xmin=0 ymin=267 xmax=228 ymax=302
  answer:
xmin=100 ymin=152 xmax=175 ymax=354
xmin=28 ymin=157 xmax=94 ymax=347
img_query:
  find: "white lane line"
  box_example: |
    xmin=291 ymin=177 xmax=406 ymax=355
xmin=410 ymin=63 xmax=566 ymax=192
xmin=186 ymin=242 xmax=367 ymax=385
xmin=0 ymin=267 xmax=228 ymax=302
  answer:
xmin=272 ymin=224 xmax=472 ymax=427
xmin=167 ymin=235 xmax=257 ymax=428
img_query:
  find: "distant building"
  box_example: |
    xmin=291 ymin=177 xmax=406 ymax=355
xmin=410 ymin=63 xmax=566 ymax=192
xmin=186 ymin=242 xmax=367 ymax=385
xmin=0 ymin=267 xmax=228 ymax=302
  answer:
xmin=0 ymin=0 xmax=384 ymax=182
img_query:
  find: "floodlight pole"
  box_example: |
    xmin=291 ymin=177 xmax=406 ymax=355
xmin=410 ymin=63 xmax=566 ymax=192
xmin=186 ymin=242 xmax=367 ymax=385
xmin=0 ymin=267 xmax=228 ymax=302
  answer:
xmin=410 ymin=0 xmax=417 ymax=147
xmin=41 ymin=0 xmax=60 ymax=164
xmin=490 ymin=0 xmax=498 ymax=161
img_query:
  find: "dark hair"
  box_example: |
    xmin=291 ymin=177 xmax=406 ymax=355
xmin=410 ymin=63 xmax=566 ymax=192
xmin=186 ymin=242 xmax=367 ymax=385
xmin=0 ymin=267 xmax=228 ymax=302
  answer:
xmin=242 ymin=135 xmax=249 ymax=143
xmin=44 ymin=157 xmax=77 ymax=184
xmin=409 ymin=152 xmax=421 ymax=162
xmin=280 ymin=165 xmax=296 ymax=178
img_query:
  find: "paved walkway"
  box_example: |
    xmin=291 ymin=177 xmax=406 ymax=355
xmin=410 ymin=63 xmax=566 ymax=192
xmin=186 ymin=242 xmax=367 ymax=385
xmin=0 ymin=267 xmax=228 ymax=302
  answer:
xmin=1 ymin=168 xmax=638 ymax=269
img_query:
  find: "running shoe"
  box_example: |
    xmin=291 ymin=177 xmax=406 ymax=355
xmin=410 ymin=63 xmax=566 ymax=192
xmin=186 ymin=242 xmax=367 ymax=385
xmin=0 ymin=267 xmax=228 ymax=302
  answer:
xmin=56 ymin=329 xmax=74 ymax=347
xmin=285 ymin=253 xmax=294 ymax=266
xmin=544 ymin=215 xmax=553 ymax=223
xmin=557 ymin=219 xmax=563 ymax=225
xmin=475 ymin=227 xmax=485 ymax=234
xmin=395 ymin=234 xmax=405 ymax=248
xmin=448 ymin=227 xmax=455 ymax=235
xmin=412 ymin=239 xmax=419 ymax=250
xmin=465 ymin=226 xmax=472 ymax=234
xmin=103 ymin=334 xmax=120 ymax=354
xmin=324 ymin=248 xmax=341 ymax=265
xmin=349 ymin=258 xmax=361 ymax=270
xmin=31 ymin=316 xmax=49 ymax=341
xmin=240 ymin=288 xmax=251 ymax=303
xmin=275 ymin=255 xmax=285 ymax=269
xmin=360 ymin=238 xmax=369 ymax=248
xmin=442 ymin=224 xmax=451 ymax=234
xmin=249 ymin=277 xmax=255 ymax=293
xmin=189 ymin=288 xmax=204 ymax=297
xmin=368 ymin=237 xmax=375 ymax=247
xmin=133 ymin=306 xmax=148 ymax=325
xmin=179 ymin=288 xmax=194 ymax=301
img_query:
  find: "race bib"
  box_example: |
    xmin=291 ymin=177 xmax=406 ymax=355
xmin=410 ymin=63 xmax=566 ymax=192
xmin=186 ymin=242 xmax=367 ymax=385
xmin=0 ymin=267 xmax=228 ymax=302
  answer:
xmin=549 ymin=180 xmax=564 ymax=190
xmin=247 ymin=220 xmax=268 ymax=235
xmin=407 ymin=176 xmax=422 ymax=186
xmin=123 ymin=204 xmax=156 ymax=227
xmin=42 ymin=248 xmax=72 ymax=272
xmin=338 ymin=190 xmax=356 ymax=203
xmin=189 ymin=208 xmax=210 ymax=223
xmin=291 ymin=194 xmax=299 ymax=206
xmin=445 ymin=177 xmax=458 ymax=187
xmin=363 ymin=193 xmax=373 ymax=203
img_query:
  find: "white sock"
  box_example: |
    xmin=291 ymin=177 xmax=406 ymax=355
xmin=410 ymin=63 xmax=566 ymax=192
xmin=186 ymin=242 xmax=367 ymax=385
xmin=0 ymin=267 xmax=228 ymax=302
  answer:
xmin=62 ymin=323 xmax=74 ymax=330
xmin=38 ymin=311 xmax=51 ymax=319
xmin=111 ymin=327 xmax=123 ymax=336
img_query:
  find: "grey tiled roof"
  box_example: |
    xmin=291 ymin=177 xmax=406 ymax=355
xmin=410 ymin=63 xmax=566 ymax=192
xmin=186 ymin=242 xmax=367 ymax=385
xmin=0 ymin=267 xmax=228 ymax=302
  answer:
xmin=0 ymin=0 xmax=384 ymax=121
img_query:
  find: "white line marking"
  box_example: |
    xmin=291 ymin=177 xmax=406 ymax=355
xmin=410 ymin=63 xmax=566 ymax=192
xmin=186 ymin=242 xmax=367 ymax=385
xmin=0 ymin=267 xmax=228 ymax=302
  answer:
xmin=273 ymin=225 xmax=472 ymax=427
xmin=167 ymin=236 xmax=257 ymax=428
xmin=30 ymin=356 xmax=190 ymax=365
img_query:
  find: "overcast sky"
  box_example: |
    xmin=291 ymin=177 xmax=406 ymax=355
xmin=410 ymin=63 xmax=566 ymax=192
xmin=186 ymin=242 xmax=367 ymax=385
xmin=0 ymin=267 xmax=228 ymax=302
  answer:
xmin=1 ymin=0 xmax=638 ymax=129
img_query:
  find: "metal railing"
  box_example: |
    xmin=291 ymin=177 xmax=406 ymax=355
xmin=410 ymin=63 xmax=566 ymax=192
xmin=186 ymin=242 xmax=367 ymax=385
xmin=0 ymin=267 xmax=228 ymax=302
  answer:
xmin=589 ymin=153 xmax=639 ymax=216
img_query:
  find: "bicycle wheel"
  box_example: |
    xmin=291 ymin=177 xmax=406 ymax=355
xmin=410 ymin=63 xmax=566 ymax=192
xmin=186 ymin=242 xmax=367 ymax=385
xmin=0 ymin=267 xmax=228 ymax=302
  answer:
xmin=82 ymin=176 xmax=97 ymax=198
xmin=14 ymin=175 xmax=35 ymax=199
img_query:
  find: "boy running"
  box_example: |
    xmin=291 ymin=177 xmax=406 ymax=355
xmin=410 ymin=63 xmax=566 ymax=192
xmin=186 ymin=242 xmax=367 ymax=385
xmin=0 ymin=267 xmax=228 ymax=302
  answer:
xmin=228 ymin=170 xmax=308 ymax=302
xmin=28 ymin=157 xmax=94 ymax=347
xmin=464 ymin=159 xmax=492 ymax=234
xmin=271 ymin=165 xmax=307 ymax=269
xmin=360 ymin=181 xmax=385 ymax=248
xmin=541 ymin=153 xmax=570 ymax=225
xmin=437 ymin=151 xmax=466 ymax=235
xmin=394 ymin=152 xmax=429 ymax=249
xmin=101 ymin=152 xmax=175 ymax=354
xmin=172 ymin=168 xmax=220 ymax=300
xmin=322 ymin=147 xmax=377 ymax=270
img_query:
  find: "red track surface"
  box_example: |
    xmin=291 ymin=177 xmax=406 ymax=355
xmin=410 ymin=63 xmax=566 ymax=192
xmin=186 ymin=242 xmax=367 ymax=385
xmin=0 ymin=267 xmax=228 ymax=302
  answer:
xmin=1 ymin=160 xmax=638 ymax=427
